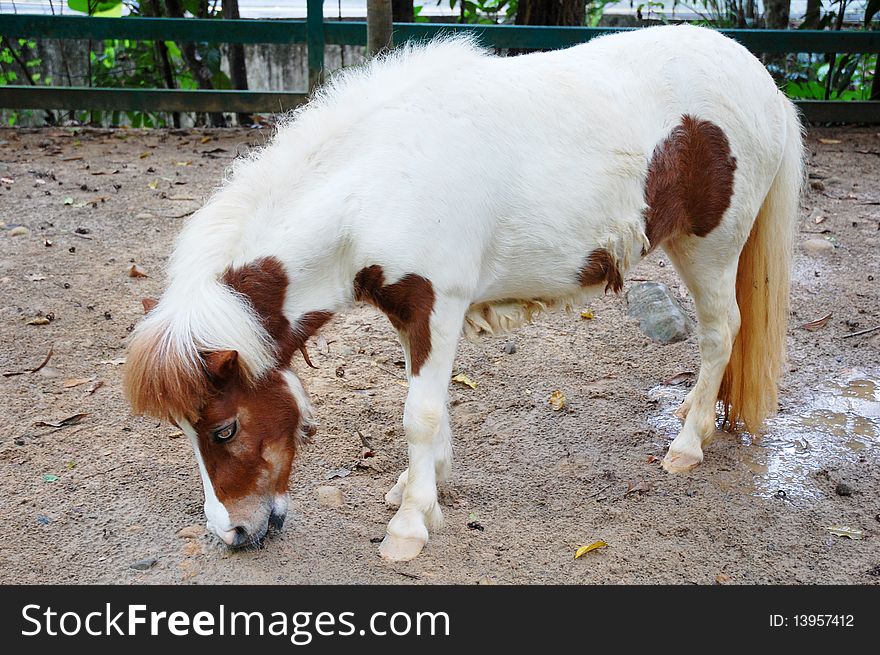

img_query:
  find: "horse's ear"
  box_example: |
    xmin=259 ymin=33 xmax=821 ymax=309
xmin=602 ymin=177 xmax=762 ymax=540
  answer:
xmin=142 ymin=297 xmax=159 ymax=314
xmin=202 ymin=350 xmax=239 ymax=381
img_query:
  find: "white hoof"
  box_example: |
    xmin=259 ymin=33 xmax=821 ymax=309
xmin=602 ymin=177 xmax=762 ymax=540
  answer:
xmin=379 ymin=508 xmax=429 ymax=561
xmin=662 ymin=443 xmax=704 ymax=473
xmin=384 ymin=469 xmax=408 ymax=509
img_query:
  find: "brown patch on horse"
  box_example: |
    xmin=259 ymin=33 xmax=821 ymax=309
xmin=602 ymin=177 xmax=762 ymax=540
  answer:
xmin=353 ymin=265 xmax=435 ymax=376
xmin=578 ymin=248 xmax=623 ymax=293
xmin=644 ymin=115 xmax=737 ymax=249
xmin=193 ymin=368 xmax=301 ymax=506
xmin=223 ymin=257 xmax=333 ymax=367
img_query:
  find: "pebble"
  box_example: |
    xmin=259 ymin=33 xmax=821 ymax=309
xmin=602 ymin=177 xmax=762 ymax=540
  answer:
xmin=626 ymin=282 xmax=693 ymax=344
xmin=135 ymin=213 xmax=154 ymax=220
xmin=9 ymin=226 xmax=29 ymax=237
xmin=802 ymin=238 xmax=835 ymax=256
xmin=177 ymin=524 xmax=204 ymax=539
xmin=316 ymin=485 xmax=344 ymax=508
xmin=835 ymin=482 xmax=854 ymax=497
xmin=129 ymin=557 xmax=158 ymax=571
xmin=503 ymin=341 xmax=517 ymax=355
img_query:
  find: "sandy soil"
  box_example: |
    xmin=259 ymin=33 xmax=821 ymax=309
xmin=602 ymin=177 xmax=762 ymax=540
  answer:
xmin=0 ymin=126 xmax=878 ymax=585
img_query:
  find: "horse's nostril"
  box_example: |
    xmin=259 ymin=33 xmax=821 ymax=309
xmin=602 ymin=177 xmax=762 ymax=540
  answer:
xmin=268 ymin=511 xmax=285 ymax=531
xmin=231 ymin=526 xmax=249 ymax=547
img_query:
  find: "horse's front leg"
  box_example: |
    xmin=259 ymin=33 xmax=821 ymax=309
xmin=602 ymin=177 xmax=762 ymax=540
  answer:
xmin=379 ymin=297 xmax=465 ymax=562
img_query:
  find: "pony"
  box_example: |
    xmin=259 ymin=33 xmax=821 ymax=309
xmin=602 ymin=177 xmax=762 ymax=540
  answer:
xmin=124 ymin=25 xmax=804 ymax=561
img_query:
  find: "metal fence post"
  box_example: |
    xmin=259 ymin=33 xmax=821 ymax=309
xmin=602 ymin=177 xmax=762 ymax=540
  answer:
xmin=307 ymin=0 xmax=325 ymax=92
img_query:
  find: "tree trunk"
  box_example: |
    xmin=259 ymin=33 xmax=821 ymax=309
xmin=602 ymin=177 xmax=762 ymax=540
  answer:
xmin=764 ymin=0 xmax=790 ymax=29
xmin=164 ymin=0 xmax=226 ymax=127
xmin=871 ymin=54 xmax=880 ymax=101
xmin=515 ymin=0 xmax=585 ymax=27
xmin=392 ymin=0 xmax=414 ymax=24
xmin=367 ymin=0 xmax=394 ymax=56
xmin=144 ymin=0 xmax=181 ymax=128
xmin=222 ymin=0 xmax=252 ymax=126
xmin=802 ymin=0 xmax=821 ymax=28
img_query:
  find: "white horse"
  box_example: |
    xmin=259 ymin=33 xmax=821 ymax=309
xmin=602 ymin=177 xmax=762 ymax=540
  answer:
xmin=124 ymin=25 xmax=803 ymax=561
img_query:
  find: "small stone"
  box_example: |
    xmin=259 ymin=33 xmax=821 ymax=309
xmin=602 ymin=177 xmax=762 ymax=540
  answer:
xmin=477 ymin=575 xmax=496 ymax=585
xmin=835 ymin=482 xmax=854 ymax=497
xmin=135 ymin=213 xmax=154 ymax=220
xmin=802 ymin=238 xmax=835 ymax=256
xmin=37 ymin=515 xmax=51 ymax=525
xmin=9 ymin=226 xmax=29 ymax=237
xmin=503 ymin=341 xmax=517 ymax=355
xmin=316 ymin=485 xmax=344 ymax=508
xmin=809 ymin=180 xmax=825 ymax=191
xmin=129 ymin=557 xmax=158 ymax=571
xmin=14 ymin=438 xmax=25 ymax=446
xmin=626 ymin=282 xmax=693 ymax=344
xmin=177 ymin=524 xmax=204 ymax=539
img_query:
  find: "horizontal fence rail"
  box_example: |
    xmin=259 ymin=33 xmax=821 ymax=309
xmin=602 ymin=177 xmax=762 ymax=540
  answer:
xmin=1 ymin=13 xmax=879 ymax=122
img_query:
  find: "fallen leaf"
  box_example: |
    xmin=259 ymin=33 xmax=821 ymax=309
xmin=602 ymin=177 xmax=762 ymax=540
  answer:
xmin=27 ymin=316 xmax=51 ymax=325
xmin=174 ymin=161 xmax=192 ymax=167
xmin=814 ymin=215 xmax=827 ymax=224
xmin=127 ymin=264 xmax=148 ymax=278
xmin=3 ymin=346 xmax=54 ymax=377
xmin=715 ymin=573 xmax=732 ymax=584
xmin=139 ymin=151 xmax=151 ymax=159
xmin=625 ymin=480 xmax=653 ymax=495
xmin=548 ymin=389 xmax=567 ymax=411
xmin=663 ymin=371 xmax=695 ymax=386
xmin=100 ymin=358 xmax=126 ymax=365
xmin=452 ymin=373 xmax=477 ymax=389
xmin=148 ymin=180 xmax=159 ymax=190
xmin=575 ymin=540 xmax=608 ymax=558
xmin=200 ymin=135 xmax=212 ymax=144
xmin=63 ymin=376 xmax=95 ymax=388
xmin=580 ymin=308 xmax=594 ymax=320
xmin=818 ymin=138 xmax=842 ymax=145
xmin=827 ymin=526 xmax=863 ymax=540
xmin=800 ymin=312 xmax=832 ymax=331
xmin=85 ymin=379 xmax=104 ymax=394
xmin=34 ymin=413 xmax=88 ymax=429
xmin=42 ymin=474 xmax=59 ymax=483
xmin=167 ymin=431 xmax=183 ymax=439
xmin=325 ymin=467 xmax=351 ymax=480
xmin=646 ymin=455 xmax=661 ymax=464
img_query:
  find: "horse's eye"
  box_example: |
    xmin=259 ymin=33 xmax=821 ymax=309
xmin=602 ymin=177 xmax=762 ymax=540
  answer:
xmin=212 ymin=420 xmax=238 ymax=443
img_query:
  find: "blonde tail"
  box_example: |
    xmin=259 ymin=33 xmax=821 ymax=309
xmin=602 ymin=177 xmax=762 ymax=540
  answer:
xmin=720 ymin=101 xmax=804 ymax=432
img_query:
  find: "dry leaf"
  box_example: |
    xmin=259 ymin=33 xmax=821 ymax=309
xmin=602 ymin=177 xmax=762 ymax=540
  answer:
xmin=174 ymin=161 xmax=192 ymax=167
xmin=575 ymin=540 xmax=608 ymax=558
xmin=814 ymin=215 xmax=827 ymax=224
xmin=2 ymin=346 xmax=54 ymax=377
xmin=625 ymin=480 xmax=653 ymax=495
xmin=200 ymin=135 xmax=212 ymax=144
xmin=148 ymin=180 xmax=159 ymax=190
xmin=715 ymin=573 xmax=732 ymax=585
xmin=818 ymin=138 xmax=842 ymax=145
xmin=827 ymin=526 xmax=863 ymax=540
xmin=646 ymin=455 xmax=661 ymax=464
xmin=452 ymin=373 xmax=477 ymax=389
xmin=63 ymin=376 xmax=95 ymax=388
xmin=663 ymin=371 xmax=695 ymax=386
xmin=27 ymin=316 xmax=51 ymax=325
xmin=800 ymin=312 xmax=832 ymax=331
xmin=86 ymin=379 xmax=104 ymax=394
xmin=127 ymin=264 xmax=148 ymax=278
xmin=548 ymin=389 xmax=567 ymax=411
xmin=168 ymin=431 xmax=183 ymax=439
xmin=139 ymin=151 xmax=151 ymax=159
xmin=34 ymin=413 xmax=88 ymax=429
xmin=580 ymin=308 xmax=594 ymax=320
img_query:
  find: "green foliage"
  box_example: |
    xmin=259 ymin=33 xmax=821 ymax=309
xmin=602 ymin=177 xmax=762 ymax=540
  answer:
xmin=448 ymin=0 xmax=517 ymax=25
xmin=784 ymin=53 xmax=877 ymax=101
xmin=67 ymin=0 xmax=123 ymax=17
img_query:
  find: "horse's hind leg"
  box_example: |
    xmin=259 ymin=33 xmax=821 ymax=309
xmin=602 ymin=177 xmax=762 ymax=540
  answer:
xmin=660 ymin=237 xmax=741 ymax=472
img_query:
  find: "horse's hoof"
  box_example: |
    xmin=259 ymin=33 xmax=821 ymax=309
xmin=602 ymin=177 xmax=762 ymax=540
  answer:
xmin=662 ymin=447 xmax=703 ymax=473
xmin=378 ymin=533 xmax=427 ymax=561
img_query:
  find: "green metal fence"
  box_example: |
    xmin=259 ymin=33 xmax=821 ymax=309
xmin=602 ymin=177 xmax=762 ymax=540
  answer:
xmin=1 ymin=2 xmax=879 ymax=123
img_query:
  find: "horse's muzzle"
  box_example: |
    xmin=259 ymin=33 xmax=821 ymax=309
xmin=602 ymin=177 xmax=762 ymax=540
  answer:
xmin=218 ymin=507 xmax=286 ymax=549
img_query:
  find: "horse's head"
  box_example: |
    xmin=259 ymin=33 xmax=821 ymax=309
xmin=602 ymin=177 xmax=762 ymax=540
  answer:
xmin=124 ymin=257 xmax=330 ymax=548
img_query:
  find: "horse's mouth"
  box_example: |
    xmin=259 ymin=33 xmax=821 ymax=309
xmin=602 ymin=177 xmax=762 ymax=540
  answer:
xmin=224 ymin=509 xmax=285 ymax=550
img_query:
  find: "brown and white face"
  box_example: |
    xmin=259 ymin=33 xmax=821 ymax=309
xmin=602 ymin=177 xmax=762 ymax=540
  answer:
xmin=178 ymin=350 xmax=314 ymax=549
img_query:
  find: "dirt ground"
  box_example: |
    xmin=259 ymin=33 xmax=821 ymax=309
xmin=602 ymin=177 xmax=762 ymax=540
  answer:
xmin=0 ymin=126 xmax=878 ymax=585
